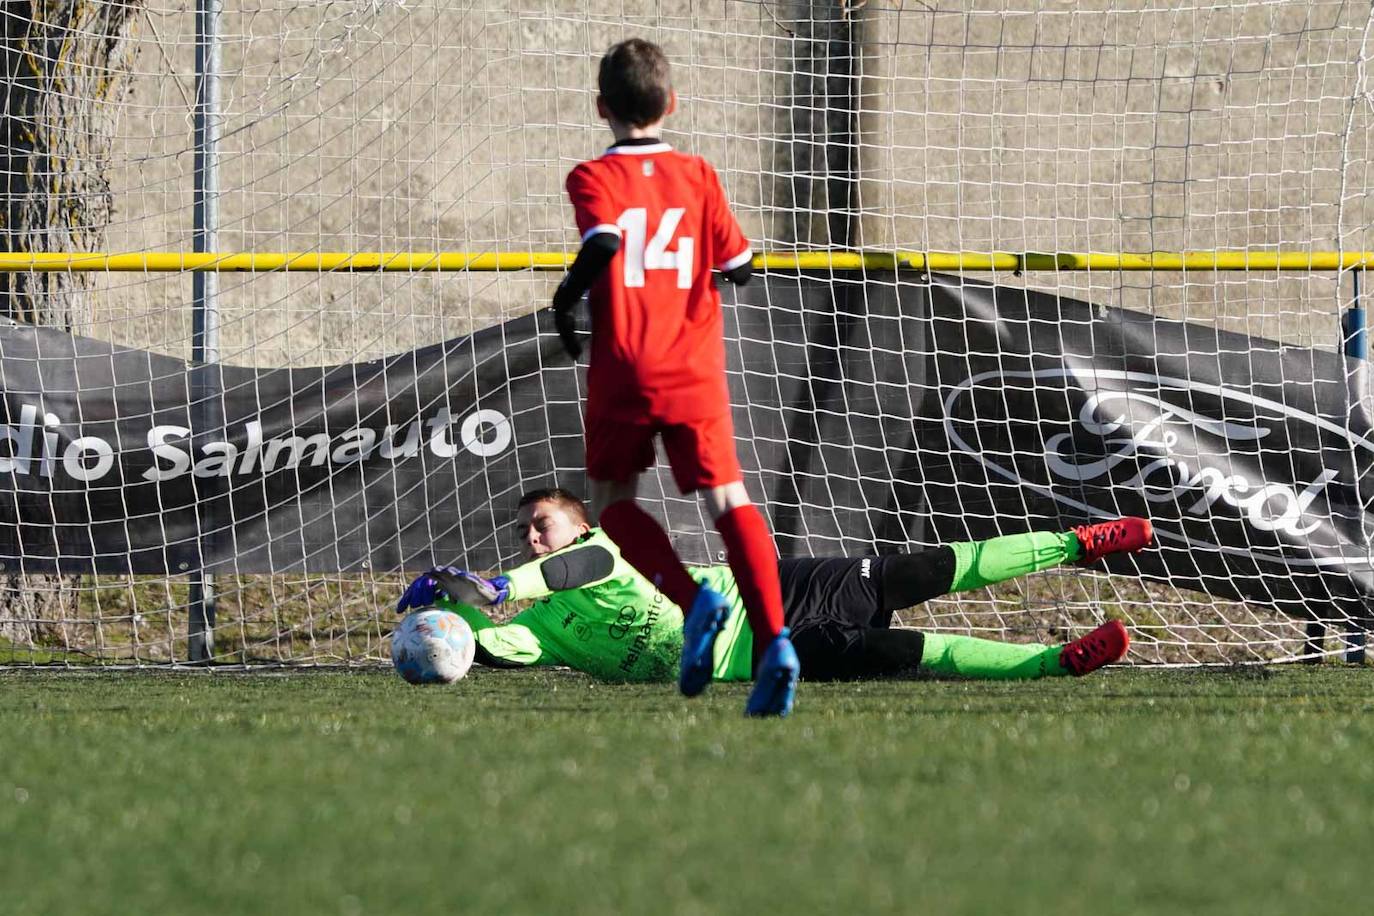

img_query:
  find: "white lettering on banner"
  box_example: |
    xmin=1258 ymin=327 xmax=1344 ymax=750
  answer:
xmin=0 ymin=404 xmax=514 ymax=485
xmin=942 ymin=368 xmax=1374 ymax=569
xmin=459 ymin=409 xmax=512 ymax=458
xmin=62 ymin=436 xmax=115 ymax=482
xmin=1042 ymin=391 xmax=1338 ymax=537
xmin=144 ymin=425 xmax=192 ymax=482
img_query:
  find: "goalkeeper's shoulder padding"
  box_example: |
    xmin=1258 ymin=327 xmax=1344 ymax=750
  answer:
xmin=539 ymin=544 xmax=615 ymax=590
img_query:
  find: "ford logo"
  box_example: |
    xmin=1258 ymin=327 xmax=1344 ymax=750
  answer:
xmin=943 ymin=368 xmax=1374 ymax=569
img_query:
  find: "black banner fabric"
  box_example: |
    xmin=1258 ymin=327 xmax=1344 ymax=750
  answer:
xmin=2 ymin=275 xmax=1372 ymax=624
xmin=0 ymin=310 xmax=583 ymax=575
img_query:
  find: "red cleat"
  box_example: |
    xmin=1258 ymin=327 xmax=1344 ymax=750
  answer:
xmin=1059 ymin=619 xmax=1130 ymax=676
xmin=1072 ymin=516 xmax=1153 ymax=566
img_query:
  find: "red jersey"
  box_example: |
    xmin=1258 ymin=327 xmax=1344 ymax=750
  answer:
xmin=565 ymin=141 xmax=752 ymax=423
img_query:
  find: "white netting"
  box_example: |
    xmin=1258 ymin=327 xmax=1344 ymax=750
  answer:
xmin=2 ymin=0 xmax=1372 ymax=665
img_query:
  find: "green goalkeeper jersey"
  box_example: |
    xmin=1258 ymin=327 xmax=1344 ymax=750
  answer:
xmin=436 ymin=528 xmax=755 ymax=682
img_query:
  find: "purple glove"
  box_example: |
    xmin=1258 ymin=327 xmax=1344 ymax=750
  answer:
xmin=397 ymin=566 xmax=510 ymax=614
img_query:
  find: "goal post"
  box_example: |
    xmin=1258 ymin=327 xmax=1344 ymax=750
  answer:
xmin=1 ymin=0 xmax=1372 ymax=668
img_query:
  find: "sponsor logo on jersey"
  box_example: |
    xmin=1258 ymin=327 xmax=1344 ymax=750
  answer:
xmin=608 ymin=606 xmax=636 ymax=640
xmin=619 ymin=590 xmax=666 ymax=674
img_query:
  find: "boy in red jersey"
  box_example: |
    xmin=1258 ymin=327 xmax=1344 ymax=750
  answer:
xmin=552 ymin=38 xmax=799 ymax=716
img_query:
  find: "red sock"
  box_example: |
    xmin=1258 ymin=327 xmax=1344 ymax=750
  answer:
xmin=599 ymin=500 xmax=700 ymax=610
xmin=715 ymin=504 xmax=784 ymax=643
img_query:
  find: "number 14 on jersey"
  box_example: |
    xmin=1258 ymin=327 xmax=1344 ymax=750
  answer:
xmin=617 ymin=208 xmax=694 ymax=289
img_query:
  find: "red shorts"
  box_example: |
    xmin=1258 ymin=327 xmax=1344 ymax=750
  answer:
xmin=584 ymin=410 xmax=743 ymax=493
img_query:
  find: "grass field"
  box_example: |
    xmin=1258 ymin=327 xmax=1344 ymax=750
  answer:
xmin=2 ymin=667 xmax=1371 ymax=915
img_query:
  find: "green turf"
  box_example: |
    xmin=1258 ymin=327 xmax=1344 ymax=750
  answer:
xmin=2 ymin=667 xmax=1371 ymax=915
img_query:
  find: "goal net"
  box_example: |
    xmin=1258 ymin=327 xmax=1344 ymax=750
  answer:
xmin=2 ymin=0 xmax=1372 ymax=666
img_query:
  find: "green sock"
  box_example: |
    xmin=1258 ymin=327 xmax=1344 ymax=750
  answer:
xmin=946 ymin=530 xmax=1080 ymax=593
xmin=920 ymin=633 xmax=1069 ymax=679
xmin=918 ymin=530 xmax=1080 ymax=679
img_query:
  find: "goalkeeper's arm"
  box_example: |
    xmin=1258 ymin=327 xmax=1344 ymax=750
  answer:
xmin=502 ymin=540 xmax=616 ymax=598
xmin=432 ymin=537 xmax=618 ymax=668
xmin=428 ymin=599 xmax=529 ymax=668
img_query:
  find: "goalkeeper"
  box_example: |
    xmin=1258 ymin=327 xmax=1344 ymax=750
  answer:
xmin=397 ymin=488 xmax=1154 ymax=683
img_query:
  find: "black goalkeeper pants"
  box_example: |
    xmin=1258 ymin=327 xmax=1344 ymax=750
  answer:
xmin=767 ymin=548 xmax=957 ymax=682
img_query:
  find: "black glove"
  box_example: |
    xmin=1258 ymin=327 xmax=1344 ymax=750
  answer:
xmin=553 ymin=300 xmax=583 ymax=360
xmin=551 ymin=232 xmax=620 ymax=361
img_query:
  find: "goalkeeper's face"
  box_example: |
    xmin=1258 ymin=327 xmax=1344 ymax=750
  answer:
xmin=516 ymin=499 xmax=590 ymax=560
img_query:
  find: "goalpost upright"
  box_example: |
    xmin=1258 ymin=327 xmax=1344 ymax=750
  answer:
xmin=188 ymin=0 xmax=225 ymax=663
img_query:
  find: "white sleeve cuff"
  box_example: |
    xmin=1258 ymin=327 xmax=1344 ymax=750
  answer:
xmin=582 ymin=224 xmax=623 ymax=242
xmin=719 ymin=247 xmax=754 ymax=271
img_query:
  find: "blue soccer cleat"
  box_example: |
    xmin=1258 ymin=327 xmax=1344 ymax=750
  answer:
xmin=745 ymin=627 xmax=800 ymax=718
xmin=679 ymin=585 xmax=732 ymax=697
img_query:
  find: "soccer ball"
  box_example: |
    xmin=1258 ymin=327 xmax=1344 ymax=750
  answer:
xmin=391 ymin=610 xmax=476 ymax=684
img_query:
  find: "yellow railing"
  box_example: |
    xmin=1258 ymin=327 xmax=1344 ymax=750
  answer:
xmin=0 ymin=250 xmax=1372 ymax=272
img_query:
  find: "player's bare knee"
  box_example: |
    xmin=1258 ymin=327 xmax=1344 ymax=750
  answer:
xmin=699 ymin=481 xmax=751 ymax=521
xmin=589 ymin=476 xmax=640 ymax=517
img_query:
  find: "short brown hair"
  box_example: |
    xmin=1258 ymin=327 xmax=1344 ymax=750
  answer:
xmin=517 ymin=487 xmax=590 ymax=525
xmin=598 ymin=39 xmax=672 ymax=128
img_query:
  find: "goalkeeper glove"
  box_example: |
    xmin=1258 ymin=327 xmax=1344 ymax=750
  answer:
xmin=397 ymin=566 xmax=510 ymax=613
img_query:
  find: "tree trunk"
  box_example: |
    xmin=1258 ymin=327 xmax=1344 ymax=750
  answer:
xmin=0 ymin=0 xmax=141 ymax=648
